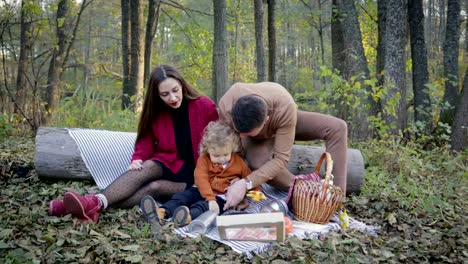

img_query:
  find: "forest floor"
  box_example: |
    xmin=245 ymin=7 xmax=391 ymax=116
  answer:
xmin=0 ymin=135 xmax=466 ymax=263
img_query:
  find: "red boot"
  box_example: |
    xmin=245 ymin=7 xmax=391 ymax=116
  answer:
xmin=63 ymin=192 xmax=102 ymax=222
xmin=49 ymin=199 xmax=70 ymax=217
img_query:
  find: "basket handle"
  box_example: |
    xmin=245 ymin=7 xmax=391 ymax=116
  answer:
xmin=314 ymin=152 xmax=334 ymax=184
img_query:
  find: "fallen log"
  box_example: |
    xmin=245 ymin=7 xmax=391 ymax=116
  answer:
xmin=35 ymin=127 xmax=365 ymax=194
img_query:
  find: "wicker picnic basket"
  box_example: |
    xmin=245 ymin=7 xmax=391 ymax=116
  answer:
xmin=291 ymin=152 xmax=344 ymax=224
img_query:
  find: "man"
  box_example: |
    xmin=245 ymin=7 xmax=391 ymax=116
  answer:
xmin=218 ymin=82 xmax=348 ymax=210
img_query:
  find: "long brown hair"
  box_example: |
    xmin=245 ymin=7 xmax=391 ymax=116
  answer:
xmin=136 ymin=65 xmax=201 ymax=143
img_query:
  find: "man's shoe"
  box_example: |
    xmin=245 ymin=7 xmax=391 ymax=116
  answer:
xmin=63 ymin=192 xmax=101 ymax=222
xmin=49 ymin=199 xmax=69 ymax=217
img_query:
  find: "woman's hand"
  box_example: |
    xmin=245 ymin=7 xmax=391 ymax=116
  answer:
xmin=128 ymin=159 xmax=143 ymax=170
xmin=208 ymin=200 xmax=220 ymax=215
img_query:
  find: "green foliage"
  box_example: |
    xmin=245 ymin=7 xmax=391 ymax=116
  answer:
xmin=49 ymin=88 xmax=138 ymax=132
xmin=0 ymin=114 xmax=14 ymax=142
xmin=358 ymin=138 xmax=466 ymax=215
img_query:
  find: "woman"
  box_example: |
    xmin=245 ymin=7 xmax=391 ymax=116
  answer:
xmin=48 ymin=65 xmax=218 ymax=222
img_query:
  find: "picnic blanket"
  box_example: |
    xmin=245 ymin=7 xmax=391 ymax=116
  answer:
xmin=67 ymin=128 xmax=378 ymax=257
xmin=174 ymin=184 xmax=377 ymax=258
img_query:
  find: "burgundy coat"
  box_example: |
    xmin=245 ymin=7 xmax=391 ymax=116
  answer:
xmin=131 ymin=96 xmax=218 ymax=173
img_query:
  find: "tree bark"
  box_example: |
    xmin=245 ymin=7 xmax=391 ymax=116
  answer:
xmin=144 ymin=0 xmax=161 ymax=85
xmin=267 ymin=0 xmax=276 ymax=82
xmin=331 ymin=0 xmax=345 ymax=75
xmin=382 ymin=0 xmax=408 ymax=135
xmin=440 ymin=0 xmax=461 ymax=125
xmin=376 ymin=0 xmax=386 ymax=103
xmin=15 ymin=0 xmax=34 ymax=115
xmin=335 ymin=0 xmax=373 ymax=140
xmin=408 ymin=0 xmax=432 ymax=136
xmin=46 ymin=0 xmax=70 ymax=117
xmin=121 ymin=0 xmax=131 ymax=109
xmin=212 ymin=0 xmax=229 ymax=102
xmin=451 ymin=68 xmax=468 ymax=150
xmin=34 ymin=127 xmax=366 ymax=194
xmin=254 ymin=0 xmax=266 ymax=82
xmin=129 ymin=0 xmax=145 ymax=112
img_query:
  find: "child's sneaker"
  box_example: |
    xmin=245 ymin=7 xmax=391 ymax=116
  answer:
xmin=140 ymin=195 xmax=165 ymax=234
xmin=49 ymin=199 xmax=69 ymax=217
xmin=173 ymin=206 xmax=191 ymax=227
xmin=63 ymin=192 xmax=101 ymax=222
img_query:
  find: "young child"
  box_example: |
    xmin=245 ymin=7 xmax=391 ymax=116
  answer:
xmin=141 ymin=121 xmax=258 ymax=232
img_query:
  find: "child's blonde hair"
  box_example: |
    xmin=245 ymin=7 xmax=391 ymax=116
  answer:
xmin=199 ymin=121 xmax=241 ymax=156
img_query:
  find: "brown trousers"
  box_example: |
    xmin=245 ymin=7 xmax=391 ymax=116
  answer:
xmin=243 ymin=111 xmax=348 ymax=194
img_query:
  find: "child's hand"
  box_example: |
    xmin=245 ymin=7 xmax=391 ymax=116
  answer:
xmin=208 ymin=200 xmax=220 ymax=215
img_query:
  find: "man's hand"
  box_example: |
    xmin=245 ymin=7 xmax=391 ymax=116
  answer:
xmin=208 ymin=200 xmax=220 ymax=215
xmin=223 ymin=179 xmax=247 ymax=210
xmin=128 ymin=159 xmax=143 ymax=170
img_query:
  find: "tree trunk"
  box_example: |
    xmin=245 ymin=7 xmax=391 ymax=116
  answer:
xmin=408 ymin=0 xmax=433 ymax=136
xmin=129 ymin=0 xmax=145 ymax=112
xmin=382 ymin=0 xmax=408 ymax=135
xmin=231 ymin=0 xmax=241 ymax=82
xmin=46 ymin=0 xmax=70 ymax=117
xmin=335 ymin=0 xmax=372 ymax=141
xmin=144 ymin=0 xmax=161 ymax=85
xmin=34 ymin=127 xmax=366 ymax=194
xmin=376 ymin=0 xmax=386 ymax=105
xmin=254 ymin=0 xmax=266 ymax=82
xmin=121 ymin=0 xmax=131 ymax=109
xmin=451 ymin=68 xmax=468 ymax=150
xmin=15 ymin=0 xmax=34 ymax=114
xmin=212 ymin=0 xmax=229 ymax=102
xmin=83 ymin=10 xmax=92 ymax=93
xmin=331 ymin=0 xmax=345 ymax=75
xmin=440 ymin=0 xmax=461 ymax=125
xmin=439 ymin=0 xmax=446 ymax=52
xmin=425 ymin=0 xmax=433 ymax=58
xmin=267 ymin=0 xmax=276 ymax=82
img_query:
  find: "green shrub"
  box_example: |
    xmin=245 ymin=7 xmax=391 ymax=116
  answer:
xmin=0 ymin=113 xmax=15 ymax=142
xmin=49 ymin=89 xmax=138 ymax=132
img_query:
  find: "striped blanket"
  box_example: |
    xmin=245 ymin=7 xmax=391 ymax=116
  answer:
xmin=68 ymin=128 xmax=378 ymax=257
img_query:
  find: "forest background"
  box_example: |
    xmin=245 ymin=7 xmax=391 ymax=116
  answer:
xmin=0 ymin=0 xmax=467 ymax=263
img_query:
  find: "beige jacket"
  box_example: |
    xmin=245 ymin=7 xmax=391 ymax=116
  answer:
xmin=218 ymin=82 xmax=298 ymax=187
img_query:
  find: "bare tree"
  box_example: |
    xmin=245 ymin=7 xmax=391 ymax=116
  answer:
xmin=144 ymin=0 xmax=161 ymax=84
xmin=45 ymin=0 xmax=89 ymax=120
xmin=376 ymin=0 xmax=386 ymax=96
xmin=254 ymin=0 xmax=266 ymax=82
xmin=451 ymin=68 xmax=468 ymax=150
xmin=408 ymin=0 xmax=432 ymax=136
xmin=45 ymin=0 xmax=71 ymax=116
xmin=121 ymin=0 xmax=131 ymax=109
xmin=440 ymin=0 xmax=461 ymax=125
xmin=382 ymin=0 xmax=408 ymax=135
xmin=129 ymin=0 xmax=145 ymax=112
xmin=267 ymin=0 xmax=276 ymax=82
xmin=334 ymin=0 xmax=373 ymax=140
xmin=212 ymin=0 xmax=228 ymax=102
xmin=15 ymin=0 xmax=34 ymax=114
xmin=331 ymin=0 xmax=345 ymax=75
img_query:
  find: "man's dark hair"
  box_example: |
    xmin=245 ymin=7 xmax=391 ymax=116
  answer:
xmin=232 ymin=95 xmax=267 ymax=133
